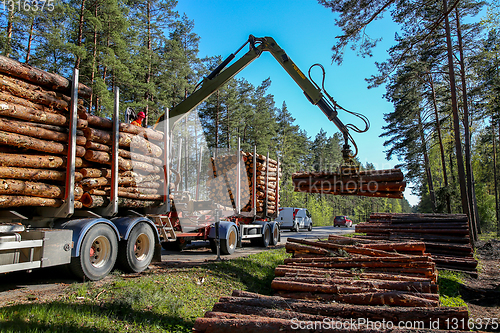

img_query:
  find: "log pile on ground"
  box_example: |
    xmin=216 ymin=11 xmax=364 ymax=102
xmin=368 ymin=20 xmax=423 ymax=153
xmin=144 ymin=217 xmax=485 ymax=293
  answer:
xmin=355 ymin=213 xmax=478 ymax=275
xmin=292 ymin=168 xmax=406 ymax=199
xmin=78 ymin=113 xmax=165 ymax=209
xmin=194 ymin=236 xmax=471 ymax=331
xmin=207 ymin=151 xmax=280 ymax=216
xmin=274 ymin=237 xmax=439 ymax=306
xmin=0 ymin=55 xmax=89 ymax=209
xmin=193 ymin=290 xmax=469 ymax=332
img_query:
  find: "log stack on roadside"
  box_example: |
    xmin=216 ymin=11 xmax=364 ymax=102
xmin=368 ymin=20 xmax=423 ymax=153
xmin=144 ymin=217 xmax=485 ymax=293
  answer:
xmin=292 ymin=168 xmax=406 ymax=199
xmin=78 ymin=113 xmax=165 ymax=209
xmin=274 ymin=237 xmax=439 ymax=307
xmin=355 ymin=213 xmax=478 ymax=275
xmin=0 ymin=55 xmax=88 ymax=209
xmin=194 ymin=290 xmax=469 ymax=332
xmin=207 ymin=151 xmax=280 ymax=216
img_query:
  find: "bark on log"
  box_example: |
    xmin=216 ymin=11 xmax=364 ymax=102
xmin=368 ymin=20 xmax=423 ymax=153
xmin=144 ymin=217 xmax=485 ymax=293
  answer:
xmin=274 ymin=265 xmax=432 ymax=282
xmin=0 ymin=195 xmax=62 ymax=207
xmin=0 ymin=90 xmax=65 ymax=114
xmin=285 ymin=242 xmax=334 ymax=256
xmin=272 ymin=276 xmax=436 ymax=293
xmin=0 ymin=118 xmax=87 ymax=145
xmin=80 ymin=193 xmax=108 ymax=208
xmin=83 ymin=127 xmax=162 ymax=157
xmin=0 ymin=102 xmax=87 ymax=128
xmin=83 ymin=150 xmax=161 ymax=173
xmin=224 ymin=293 xmax=468 ymax=329
xmin=118 ymin=149 xmax=163 ymax=166
xmin=85 ymin=140 xmax=111 ymax=152
xmin=0 ymin=153 xmax=83 ymax=168
xmin=287 ymin=238 xmax=408 ymax=258
xmin=0 ymin=55 xmax=92 ymax=98
xmin=118 ymin=197 xmax=161 ymax=208
xmin=205 ymin=307 xmax=328 ymax=321
xmin=0 ymin=74 xmax=71 ymax=110
xmin=85 ymin=114 xmax=163 ymax=140
xmin=0 ymin=130 xmax=85 ymax=157
xmin=78 ymin=167 xmax=111 ymax=178
xmin=359 ymin=242 xmax=427 ymax=254
xmin=0 ymin=166 xmax=82 ymax=182
xmin=0 ymin=178 xmax=82 ymax=199
xmin=274 ymin=291 xmax=439 ymax=307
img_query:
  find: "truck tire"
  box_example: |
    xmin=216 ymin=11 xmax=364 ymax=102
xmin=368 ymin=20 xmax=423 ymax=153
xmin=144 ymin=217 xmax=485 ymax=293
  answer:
xmin=220 ymin=225 xmax=237 ymax=255
xmin=70 ymin=223 xmax=118 ymax=281
xmin=117 ymin=222 xmax=154 ymax=273
xmin=261 ymin=224 xmax=271 ymax=248
xmin=270 ymin=224 xmax=280 ymax=246
xmin=308 ymin=223 xmax=313 ymax=232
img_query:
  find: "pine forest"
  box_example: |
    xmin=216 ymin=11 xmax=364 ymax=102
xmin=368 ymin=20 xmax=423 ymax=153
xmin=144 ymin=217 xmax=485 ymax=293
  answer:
xmin=1 ymin=0 xmax=500 ymax=237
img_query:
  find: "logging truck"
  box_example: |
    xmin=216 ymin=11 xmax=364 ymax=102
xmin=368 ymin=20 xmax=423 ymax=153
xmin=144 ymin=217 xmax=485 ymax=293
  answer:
xmin=0 ymin=35 xmax=368 ymax=281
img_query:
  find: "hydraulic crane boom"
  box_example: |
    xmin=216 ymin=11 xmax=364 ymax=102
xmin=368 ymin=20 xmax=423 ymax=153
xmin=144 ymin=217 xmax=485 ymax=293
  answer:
xmin=159 ymin=35 xmax=368 ymax=164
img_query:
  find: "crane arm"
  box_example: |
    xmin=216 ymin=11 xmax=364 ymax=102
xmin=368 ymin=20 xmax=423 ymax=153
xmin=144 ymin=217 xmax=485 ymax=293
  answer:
xmin=160 ymin=35 xmax=362 ymax=163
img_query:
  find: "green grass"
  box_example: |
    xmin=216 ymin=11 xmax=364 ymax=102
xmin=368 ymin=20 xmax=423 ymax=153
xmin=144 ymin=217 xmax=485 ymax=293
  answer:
xmin=0 ymin=248 xmax=290 ymax=333
xmin=478 ymin=231 xmax=500 ymax=242
xmin=437 ymin=270 xmax=468 ymax=308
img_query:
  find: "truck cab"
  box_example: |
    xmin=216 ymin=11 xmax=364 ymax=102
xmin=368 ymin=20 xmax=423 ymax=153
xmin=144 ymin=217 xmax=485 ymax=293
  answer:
xmin=277 ymin=207 xmax=313 ymax=232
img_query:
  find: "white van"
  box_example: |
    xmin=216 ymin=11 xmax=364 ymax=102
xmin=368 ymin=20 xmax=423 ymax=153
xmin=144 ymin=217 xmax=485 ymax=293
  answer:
xmin=277 ymin=207 xmax=313 ymax=232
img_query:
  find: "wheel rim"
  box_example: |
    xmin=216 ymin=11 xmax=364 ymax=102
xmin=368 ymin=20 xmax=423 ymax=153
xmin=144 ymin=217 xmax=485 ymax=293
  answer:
xmin=89 ymin=235 xmax=111 ymax=268
xmin=228 ymin=229 xmax=237 ymax=250
xmin=134 ymin=233 xmax=151 ymax=261
xmin=265 ymin=227 xmax=271 ymax=242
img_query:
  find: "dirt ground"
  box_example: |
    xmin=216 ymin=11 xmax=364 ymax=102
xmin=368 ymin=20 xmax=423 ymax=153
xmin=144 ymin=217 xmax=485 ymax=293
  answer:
xmin=460 ymin=239 xmax=500 ymax=329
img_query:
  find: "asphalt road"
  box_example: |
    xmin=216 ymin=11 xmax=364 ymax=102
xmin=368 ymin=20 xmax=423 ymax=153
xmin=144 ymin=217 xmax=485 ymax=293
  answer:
xmin=161 ymin=225 xmax=355 ymax=264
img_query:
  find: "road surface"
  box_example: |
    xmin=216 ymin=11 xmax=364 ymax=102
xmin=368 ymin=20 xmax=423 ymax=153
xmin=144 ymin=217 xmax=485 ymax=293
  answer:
xmin=160 ymin=225 xmax=355 ymax=264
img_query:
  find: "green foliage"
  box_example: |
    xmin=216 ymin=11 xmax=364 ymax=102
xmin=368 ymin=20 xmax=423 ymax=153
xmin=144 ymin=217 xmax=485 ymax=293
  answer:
xmin=0 ymin=248 xmax=290 ymax=333
xmin=438 ymin=270 xmax=468 ymax=308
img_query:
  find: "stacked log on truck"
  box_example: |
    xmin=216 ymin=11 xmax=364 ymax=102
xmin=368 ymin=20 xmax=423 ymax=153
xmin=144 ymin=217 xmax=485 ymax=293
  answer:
xmin=0 ymin=56 xmax=90 ymax=209
xmin=207 ymin=151 xmax=280 ymax=216
xmin=193 ymin=236 xmax=470 ymax=332
xmin=78 ymin=113 xmax=165 ymax=209
xmin=292 ymin=168 xmax=406 ymax=199
xmin=355 ymin=213 xmax=478 ymax=275
xmin=0 ymin=54 xmax=166 ymax=211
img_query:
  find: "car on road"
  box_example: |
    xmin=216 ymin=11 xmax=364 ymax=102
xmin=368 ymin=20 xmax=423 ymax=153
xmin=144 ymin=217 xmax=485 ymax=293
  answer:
xmin=334 ymin=215 xmax=353 ymax=228
xmin=277 ymin=207 xmax=313 ymax=232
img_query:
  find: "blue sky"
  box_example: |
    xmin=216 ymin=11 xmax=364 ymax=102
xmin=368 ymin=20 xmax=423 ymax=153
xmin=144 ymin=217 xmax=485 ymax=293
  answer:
xmin=174 ymin=0 xmax=419 ymax=205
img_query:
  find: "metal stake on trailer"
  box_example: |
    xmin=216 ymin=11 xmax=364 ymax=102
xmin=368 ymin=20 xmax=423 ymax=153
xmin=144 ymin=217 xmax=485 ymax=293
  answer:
xmin=38 ymin=68 xmax=78 ymax=218
xmin=95 ymin=86 xmax=119 ymax=217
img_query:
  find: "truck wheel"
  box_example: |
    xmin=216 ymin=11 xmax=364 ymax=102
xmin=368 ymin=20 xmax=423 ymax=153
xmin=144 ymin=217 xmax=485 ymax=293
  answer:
xmin=308 ymin=223 xmax=313 ymax=232
xmin=261 ymin=224 xmax=271 ymax=248
xmin=118 ymin=222 xmax=154 ymax=273
xmin=270 ymin=224 xmax=280 ymax=246
xmin=220 ymin=226 xmax=237 ymax=255
xmin=70 ymin=223 xmax=118 ymax=281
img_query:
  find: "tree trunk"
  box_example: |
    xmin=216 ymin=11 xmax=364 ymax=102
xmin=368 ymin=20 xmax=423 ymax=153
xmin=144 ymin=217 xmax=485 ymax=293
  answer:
xmin=0 ymin=153 xmax=83 ymax=168
xmin=428 ymin=73 xmax=451 ymax=213
xmin=89 ymin=4 xmax=99 ymax=112
xmin=443 ymin=0 xmax=472 ymax=244
xmin=25 ymin=17 xmax=35 ymax=64
xmin=417 ymin=111 xmax=436 ymax=212
xmin=0 ymin=195 xmax=62 ymax=208
xmin=5 ymin=11 xmax=13 ymax=57
xmin=494 ymin=124 xmax=500 ymax=237
xmin=455 ymin=8 xmax=479 ymax=238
